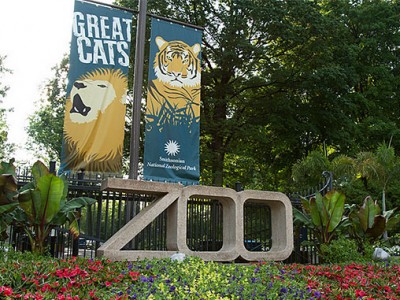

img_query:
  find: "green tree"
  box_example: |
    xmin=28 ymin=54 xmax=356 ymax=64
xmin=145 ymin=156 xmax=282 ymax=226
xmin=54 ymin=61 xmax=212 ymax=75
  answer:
xmin=337 ymin=143 xmax=400 ymax=211
xmin=291 ymin=151 xmax=331 ymax=191
xmin=119 ymin=0 xmax=351 ymax=187
xmin=373 ymin=143 xmax=400 ymax=213
xmin=0 ymin=55 xmax=11 ymax=99
xmin=0 ymin=55 xmax=15 ymax=160
xmin=26 ymin=0 xmax=400 ymax=191
xmin=295 ymin=143 xmax=400 ymax=209
xmin=26 ymin=56 xmax=68 ymax=161
xmin=323 ymin=0 xmax=400 ymax=152
xmin=283 ymin=0 xmax=400 ymax=193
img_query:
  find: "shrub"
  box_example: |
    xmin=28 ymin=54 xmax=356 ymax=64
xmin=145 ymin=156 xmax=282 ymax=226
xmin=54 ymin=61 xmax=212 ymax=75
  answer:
xmin=0 ymin=160 xmax=96 ymax=255
xmin=320 ymin=237 xmax=373 ymax=264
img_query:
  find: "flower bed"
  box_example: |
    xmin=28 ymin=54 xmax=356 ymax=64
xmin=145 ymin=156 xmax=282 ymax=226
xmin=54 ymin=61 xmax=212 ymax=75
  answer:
xmin=0 ymin=251 xmax=399 ymax=299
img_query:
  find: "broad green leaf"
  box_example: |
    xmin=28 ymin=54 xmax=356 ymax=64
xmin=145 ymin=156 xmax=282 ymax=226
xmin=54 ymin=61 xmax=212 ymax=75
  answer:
xmin=0 ymin=174 xmax=17 ymax=204
xmin=18 ymin=182 xmax=35 ymax=193
xmin=12 ymin=207 xmax=29 ymax=224
xmin=53 ymin=209 xmax=77 ymax=226
xmin=0 ymin=202 xmax=18 ymax=215
xmin=383 ymin=208 xmax=396 ymax=220
xmin=52 ymin=198 xmax=95 ymax=225
xmin=358 ymin=196 xmax=377 ymax=231
xmin=293 ymin=207 xmax=314 ymax=228
xmin=51 ymin=213 xmax=67 ymax=226
xmin=336 ymin=217 xmax=351 ymax=231
xmin=60 ymin=197 xmax=96 ymax=213
xmin=374 ymin=200 xmax=381 ymax=215
xmin=37 ymin=174 xmax=64 ymax=224
xmin=18 ymin=189 xmax=42 ymax=223
xmin=310 ymin=197 xmax=322 ymax=227
xmin=315 ymin=193 xmax=329 ymax=226
xmin=0 ymin=159 xmax=16 ymax=177
xmin=325 ymin=191 xmax=345 ymax=233
xmin=300 ymin=197 xmax=311 ymax=213
xmin=31 ymin=160 xmax=49 ymax=185
xmin=386 ymin=213 xmax=400 ymax=231
xmin=0 ymin=220 xmax=10 ymax=241
xmin=366 ymin=216 xmax=386 ymax=239
xmin=60 ymin=174 xmax=69 ymax=203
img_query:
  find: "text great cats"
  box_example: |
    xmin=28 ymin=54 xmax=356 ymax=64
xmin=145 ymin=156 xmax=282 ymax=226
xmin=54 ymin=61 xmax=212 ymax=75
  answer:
xmin=73 ymin=12 xmax=132 ymax=66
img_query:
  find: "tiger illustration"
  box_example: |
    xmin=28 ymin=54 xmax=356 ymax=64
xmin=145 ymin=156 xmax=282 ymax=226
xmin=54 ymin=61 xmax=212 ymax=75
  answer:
xmin=146 ymin=36 xmax=201 ymax=130
xmin=62 ymin=68 xmax=127 ymax=173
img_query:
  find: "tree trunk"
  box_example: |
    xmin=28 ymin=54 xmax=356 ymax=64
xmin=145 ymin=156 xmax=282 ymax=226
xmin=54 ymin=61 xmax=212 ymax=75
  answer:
xmin=209 ymin=97 xmax=228 ymax=187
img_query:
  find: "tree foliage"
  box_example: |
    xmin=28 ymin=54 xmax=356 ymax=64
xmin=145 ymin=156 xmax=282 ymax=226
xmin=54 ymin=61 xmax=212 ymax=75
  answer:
xmin=0 ymin=55 xmax=11 ymax=100
xmin=28 ymin=0 xmax=400 ymax=190
xmin=293 ymin=143 xmax=400 ymax=209
xmin=26 ymin=56 xmax=68 ymax=161
xmin=0 ymin=55 xmax=14 ymax=160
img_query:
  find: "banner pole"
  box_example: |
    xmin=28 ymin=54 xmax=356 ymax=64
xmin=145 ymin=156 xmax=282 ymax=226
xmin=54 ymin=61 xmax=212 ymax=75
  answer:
xmin=129 ymin=0 xmax=147 ymax=180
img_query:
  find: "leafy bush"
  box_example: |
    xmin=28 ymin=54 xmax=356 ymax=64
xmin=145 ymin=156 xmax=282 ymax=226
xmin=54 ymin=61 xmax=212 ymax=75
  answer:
xmin=293 ymin=190 xmax=349 ymax=251
xmin=320 ymin=237 xmax=373 ymax=264
xmin=0 ymin=160 xmax=95 ymax=255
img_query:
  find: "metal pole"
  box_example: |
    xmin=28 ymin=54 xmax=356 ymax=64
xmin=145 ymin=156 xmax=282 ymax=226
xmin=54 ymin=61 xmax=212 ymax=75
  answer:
xmin=129 ymin=0 xmax=147 ymax=180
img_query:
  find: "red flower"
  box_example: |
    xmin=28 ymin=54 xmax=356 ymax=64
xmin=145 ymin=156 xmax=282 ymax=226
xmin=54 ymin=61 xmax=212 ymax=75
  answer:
xmin=129 ymin=271 xmax=140 ymax=280
xmin=0 ymin=286 xmax=13 ymax=296
xmin=355 ymin=289 xmax=367 ymax=298
xmin=384 ymin=285 xmax=392 ymax=293
xmin=41 ymin=283 xmax=52 ymax=292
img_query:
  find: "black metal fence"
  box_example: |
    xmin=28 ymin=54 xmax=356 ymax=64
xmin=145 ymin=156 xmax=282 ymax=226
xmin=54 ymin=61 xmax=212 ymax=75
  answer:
xmin=285 ymin=171 xmax=333 ymax=264
xmin=2 ymin=167 xmax=332 ymax=263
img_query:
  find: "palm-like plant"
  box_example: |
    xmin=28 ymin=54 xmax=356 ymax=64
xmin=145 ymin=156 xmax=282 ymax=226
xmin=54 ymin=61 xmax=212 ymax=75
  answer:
xmin=332 ymin=143 xmax=400 ymax=214
xmin=347 ymin=196 xmax=400 ymax=251
xmin=374 ymin=143 xmax=400 ymax=213
xmin=0 ymin=160 xmax=95 ymax=255
xmin=293 ymin=190 xmax=349 ymax=251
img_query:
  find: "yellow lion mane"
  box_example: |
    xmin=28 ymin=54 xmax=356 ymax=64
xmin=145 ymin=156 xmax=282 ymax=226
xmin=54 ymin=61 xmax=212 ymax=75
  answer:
xmin=63 ymin=68 xmax=127 ymax=173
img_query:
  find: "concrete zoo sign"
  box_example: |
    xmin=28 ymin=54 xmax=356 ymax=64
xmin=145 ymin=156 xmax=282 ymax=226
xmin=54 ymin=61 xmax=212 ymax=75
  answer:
xmin=97 ymin=179 xmax=293 ymax=262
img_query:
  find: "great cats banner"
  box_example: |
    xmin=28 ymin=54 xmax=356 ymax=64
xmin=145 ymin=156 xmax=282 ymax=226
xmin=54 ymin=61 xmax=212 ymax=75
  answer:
xmin=59 ymin=0 xmax=133 ymax=173
xmin=143 ymin=18 xmax=202 ymax=185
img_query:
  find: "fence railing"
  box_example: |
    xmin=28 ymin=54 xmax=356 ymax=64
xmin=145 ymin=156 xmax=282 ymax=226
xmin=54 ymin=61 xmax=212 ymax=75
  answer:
xmin=284 ymin=171 xmax=333 ymax=264
xmin=3 ymin=168 xmax=332 ymax=263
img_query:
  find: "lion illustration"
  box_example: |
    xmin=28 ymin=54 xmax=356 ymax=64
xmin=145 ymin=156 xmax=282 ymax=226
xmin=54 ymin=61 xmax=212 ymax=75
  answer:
xmin=62 ymin=68 xmax=127 ymax=173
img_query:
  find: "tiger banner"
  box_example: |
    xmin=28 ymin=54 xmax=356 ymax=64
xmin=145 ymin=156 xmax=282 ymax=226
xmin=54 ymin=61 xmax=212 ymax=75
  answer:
xmin=143 ymin=17 xmax=203 ymax=185
xmin=59 ymin=0 xmax=133 ymax=174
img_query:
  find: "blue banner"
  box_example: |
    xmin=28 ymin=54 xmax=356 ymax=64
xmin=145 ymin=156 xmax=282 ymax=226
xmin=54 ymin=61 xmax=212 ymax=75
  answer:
xmin=143 ymin=18 xmax=202 ymax=184
xmin=60 ymin=0 xmax=133 ymax=173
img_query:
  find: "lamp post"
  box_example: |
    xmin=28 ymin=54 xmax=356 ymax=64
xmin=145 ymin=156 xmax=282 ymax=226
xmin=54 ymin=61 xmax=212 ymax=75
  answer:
xmin=129 ymin=0 xmax=147 ymax=180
